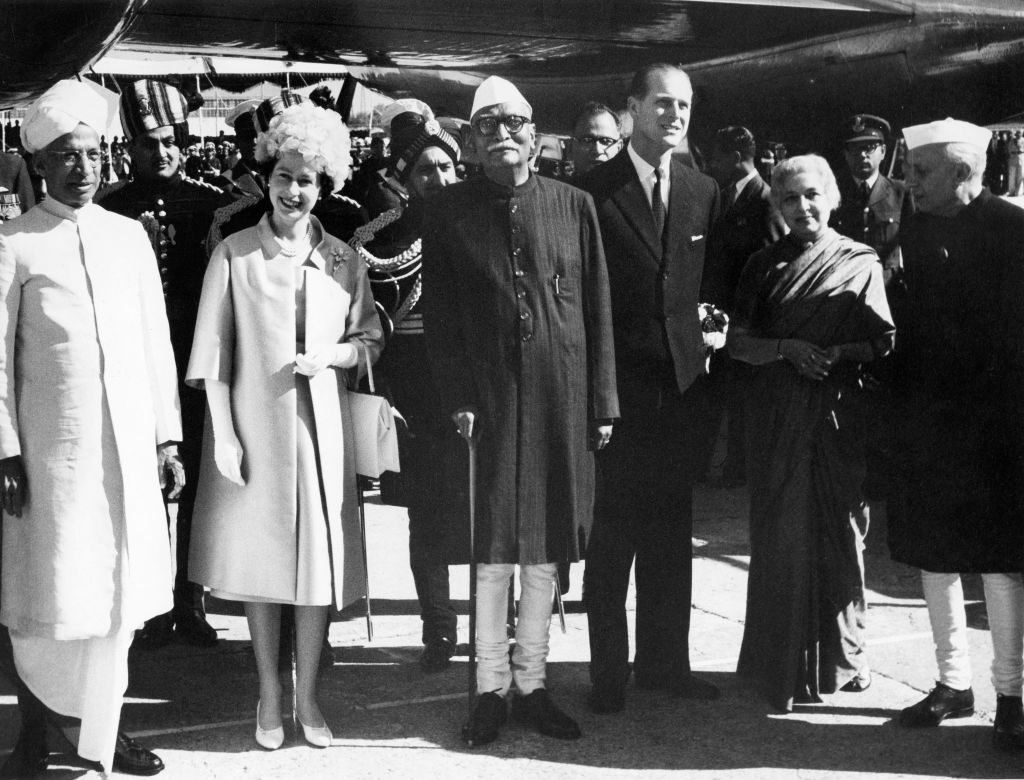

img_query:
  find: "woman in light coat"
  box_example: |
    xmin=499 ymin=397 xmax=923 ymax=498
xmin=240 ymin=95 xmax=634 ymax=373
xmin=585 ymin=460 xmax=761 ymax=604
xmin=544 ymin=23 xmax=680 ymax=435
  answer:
xmin=187 ymin=102 xmax=383 ymax=749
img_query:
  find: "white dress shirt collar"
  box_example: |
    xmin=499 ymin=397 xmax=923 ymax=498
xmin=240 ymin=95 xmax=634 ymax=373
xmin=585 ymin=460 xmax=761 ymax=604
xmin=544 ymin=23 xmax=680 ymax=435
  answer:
xmin=627 ymin=143 xmax=670 ymax=210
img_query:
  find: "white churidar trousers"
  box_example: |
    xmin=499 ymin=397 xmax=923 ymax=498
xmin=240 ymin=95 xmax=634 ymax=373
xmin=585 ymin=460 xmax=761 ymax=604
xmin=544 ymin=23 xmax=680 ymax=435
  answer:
xmin=475 ymin=562 xmax=556 ymax=696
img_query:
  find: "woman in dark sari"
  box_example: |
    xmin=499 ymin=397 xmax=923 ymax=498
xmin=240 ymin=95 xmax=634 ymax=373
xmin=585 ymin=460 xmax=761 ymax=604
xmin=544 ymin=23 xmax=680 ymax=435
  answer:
xmin=728 ymin=154 xmax=895 ymax=712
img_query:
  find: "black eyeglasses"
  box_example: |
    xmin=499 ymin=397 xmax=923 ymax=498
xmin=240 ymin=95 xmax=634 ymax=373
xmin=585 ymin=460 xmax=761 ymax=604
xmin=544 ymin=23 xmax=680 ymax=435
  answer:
xmin=474 ymin=115 xmax=531 ymax=136
xmin=576 ymin=135 xmax=621 ymax=148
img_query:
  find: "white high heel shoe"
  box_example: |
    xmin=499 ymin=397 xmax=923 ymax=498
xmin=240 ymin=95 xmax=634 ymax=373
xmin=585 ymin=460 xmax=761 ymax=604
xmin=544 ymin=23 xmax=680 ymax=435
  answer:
xmin=298 ymin=717 xmax=333 ymax=748
xmin=255 ymin=701 xmax=285 ymax=750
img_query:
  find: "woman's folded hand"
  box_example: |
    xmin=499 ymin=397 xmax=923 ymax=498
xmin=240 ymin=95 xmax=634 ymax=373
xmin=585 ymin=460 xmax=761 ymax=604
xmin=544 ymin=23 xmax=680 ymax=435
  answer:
xmin=214 ymin=431 xmax=245 ymax=486
xmin=294 ymin=343 xmax=360 ymax=376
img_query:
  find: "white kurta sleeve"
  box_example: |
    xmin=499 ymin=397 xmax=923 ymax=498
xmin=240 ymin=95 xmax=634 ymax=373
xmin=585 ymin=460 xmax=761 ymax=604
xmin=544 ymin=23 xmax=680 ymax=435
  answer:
xmin=132 ymin=224 xmax=182 ymax=445
xmin=0 ymin=234 xmax=22 ymax=458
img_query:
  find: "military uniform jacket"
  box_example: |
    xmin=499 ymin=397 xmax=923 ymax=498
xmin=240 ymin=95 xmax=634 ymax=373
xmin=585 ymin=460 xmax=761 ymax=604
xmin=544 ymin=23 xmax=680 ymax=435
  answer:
xmin=832 ymin=174 xmax=913 ymax=285
xmin=98 ymin=173 xmax=232 ymax=373
xmin=422 ymin=174 xmax=619 ymax=565
xmin=888 ymin=189 xmax=1024 ymax=572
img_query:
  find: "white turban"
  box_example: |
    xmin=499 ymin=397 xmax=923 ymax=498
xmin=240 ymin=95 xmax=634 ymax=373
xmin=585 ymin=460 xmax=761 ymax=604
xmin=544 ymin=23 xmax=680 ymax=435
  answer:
xmin=21 ymin=79 xmax=108 ymax=154
xmin=470 ymin=76 xmax=532 ymax=121
xmin=903 ymin=118 xmax=992 ymax=152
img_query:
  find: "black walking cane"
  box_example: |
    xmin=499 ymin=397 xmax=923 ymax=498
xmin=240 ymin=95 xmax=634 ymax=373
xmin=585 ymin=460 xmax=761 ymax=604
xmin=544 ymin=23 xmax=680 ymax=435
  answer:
xmin=357 ymin=475 xmax=374 ymax=642
xmin=460 ymin=431 xmax=479 ymax=744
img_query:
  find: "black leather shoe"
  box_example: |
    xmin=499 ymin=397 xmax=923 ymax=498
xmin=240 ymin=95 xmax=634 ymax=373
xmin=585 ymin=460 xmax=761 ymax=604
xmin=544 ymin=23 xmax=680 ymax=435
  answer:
xmin=588 ymin=683 xmax=625 ymax=714
xmin=993 ymin=694 xmax=1024 ymax=750
xmin=173 ymin=608 xmax=218 ymax=647
xmin=135 ymin=613 xmax=175 ymax=650
xmin=111 ymin=732 xmax=164 ymax=776
xmin=0 ymin=723 xmax=48 ymax=778
xmin=461 ymin=692 xmax=507 ymax=746
xmin=899 ymin=683 xmax=974 ymax=727
xmin=512 ymin=689 xmax=582 ymax=740
xmin=419 ymin=638 xmax=456 ymax=673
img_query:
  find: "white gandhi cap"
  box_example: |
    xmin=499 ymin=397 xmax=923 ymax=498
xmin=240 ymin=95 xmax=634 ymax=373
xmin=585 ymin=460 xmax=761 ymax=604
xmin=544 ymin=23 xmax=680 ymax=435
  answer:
xmin=903 ymin=118 xmax=992 ymax=152
xmin=470 ymin=76 xmax=532 ymax=121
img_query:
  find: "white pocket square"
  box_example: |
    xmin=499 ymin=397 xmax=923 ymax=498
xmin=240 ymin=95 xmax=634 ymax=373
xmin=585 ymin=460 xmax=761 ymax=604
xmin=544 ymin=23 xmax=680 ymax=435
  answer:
xmin=691 ymin=234 xmax=704 ymax=242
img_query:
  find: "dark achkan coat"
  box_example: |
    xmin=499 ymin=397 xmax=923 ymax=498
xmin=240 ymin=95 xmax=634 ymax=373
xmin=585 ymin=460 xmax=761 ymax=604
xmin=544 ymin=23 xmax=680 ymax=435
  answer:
xmin=888 ymin=189 xmax=1024 ymax=573
xmin=422 ymin=174 xmax=619 ymax=565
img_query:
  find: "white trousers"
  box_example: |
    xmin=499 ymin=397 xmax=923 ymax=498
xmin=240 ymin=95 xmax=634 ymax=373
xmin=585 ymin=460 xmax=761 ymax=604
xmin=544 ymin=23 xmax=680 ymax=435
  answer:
xmin=476 ymin=562 xmax=556 ymax=697
xmin=921 ymin=570 xmax=1024 ymax=696
xmin=13 ymin=627 xmax=134 ymax=771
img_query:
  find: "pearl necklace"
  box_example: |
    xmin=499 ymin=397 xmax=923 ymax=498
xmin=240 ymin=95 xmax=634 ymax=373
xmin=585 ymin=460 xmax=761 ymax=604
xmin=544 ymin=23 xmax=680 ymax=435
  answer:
xmin=274 ymin=220 xmax=313 ymax=257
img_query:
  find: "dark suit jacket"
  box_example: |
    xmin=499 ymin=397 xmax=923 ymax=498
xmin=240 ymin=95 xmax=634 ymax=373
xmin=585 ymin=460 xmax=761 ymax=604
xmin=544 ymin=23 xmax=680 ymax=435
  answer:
xmin=832 ymin=173 xmax=914 ymax=284
xmin=577 ymin=147 xmax=720 ymax=409
xmin=702 ymin=172 xmax=785 ymax=312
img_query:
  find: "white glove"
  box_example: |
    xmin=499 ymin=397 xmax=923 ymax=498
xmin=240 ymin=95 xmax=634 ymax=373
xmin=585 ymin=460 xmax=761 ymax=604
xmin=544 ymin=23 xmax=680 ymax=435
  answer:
xmin=294 ymin=343 xmax=360 ymax=376
xmin=214 ymin=430 xmax=245 ymax=486
xmin=702 ymin=330 xmax=727 ymax=351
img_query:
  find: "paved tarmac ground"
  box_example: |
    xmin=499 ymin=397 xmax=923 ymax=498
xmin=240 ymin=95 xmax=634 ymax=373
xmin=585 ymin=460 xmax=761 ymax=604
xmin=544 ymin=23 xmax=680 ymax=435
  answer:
xmin=1 ymin=483 xmax=1022 ymax=779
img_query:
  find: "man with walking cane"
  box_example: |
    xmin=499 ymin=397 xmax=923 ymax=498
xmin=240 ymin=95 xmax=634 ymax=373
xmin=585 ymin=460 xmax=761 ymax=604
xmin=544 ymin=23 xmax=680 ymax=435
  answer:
xmin=423 ymin=75 xmax=619 ymax=746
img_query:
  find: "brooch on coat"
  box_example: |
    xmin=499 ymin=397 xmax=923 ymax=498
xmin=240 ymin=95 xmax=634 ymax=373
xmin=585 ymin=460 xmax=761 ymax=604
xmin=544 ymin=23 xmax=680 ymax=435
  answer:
xmin=328 ymin=246 xmax=348 ymax=275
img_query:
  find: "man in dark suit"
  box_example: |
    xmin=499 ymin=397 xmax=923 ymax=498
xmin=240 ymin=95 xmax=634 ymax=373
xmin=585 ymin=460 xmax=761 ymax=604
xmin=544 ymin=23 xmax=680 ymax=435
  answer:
xmin=831 ymin=114 xmax=913 ymax=286
xmin=577 ymin=63 xmax=721 ymax=713
xmin=696 ymin=126 xmax=786 ymax=485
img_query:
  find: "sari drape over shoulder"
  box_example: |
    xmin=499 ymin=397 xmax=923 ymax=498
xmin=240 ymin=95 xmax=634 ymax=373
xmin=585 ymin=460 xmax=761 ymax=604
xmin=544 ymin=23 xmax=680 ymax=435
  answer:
xmin=732 ymin=230 xmax=894 ymax=712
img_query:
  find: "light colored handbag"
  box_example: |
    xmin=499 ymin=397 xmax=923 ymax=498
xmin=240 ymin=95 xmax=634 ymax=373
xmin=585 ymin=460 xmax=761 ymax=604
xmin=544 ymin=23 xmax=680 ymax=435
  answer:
xmin=348 ymin=347 xmax=401 ymax=478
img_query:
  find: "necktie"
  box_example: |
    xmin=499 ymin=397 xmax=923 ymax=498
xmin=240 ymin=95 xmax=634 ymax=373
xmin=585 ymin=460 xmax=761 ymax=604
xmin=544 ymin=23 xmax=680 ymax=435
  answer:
xmin=859 ymin=180 xmax=871 ymax=208
xmin=651 ymin=167 xmax=666 ymax=238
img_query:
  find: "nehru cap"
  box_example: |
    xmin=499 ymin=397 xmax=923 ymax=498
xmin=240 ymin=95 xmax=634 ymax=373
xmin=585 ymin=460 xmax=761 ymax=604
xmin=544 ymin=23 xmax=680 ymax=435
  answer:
xmin=470 ymin=76 xmax=532 ymax=120
xmin=903 ymin=118 xmax=992 ymax=151
xmin=387 ymin=112 xmax=460 ymax=183
xmin=841 ymin=114 xmax=890 ymax=144
xmin=120 ymin=80 xmax=189 ymax=140
xmin=255 ymin=91 xmax=305 ymax=133
xmin=22 ymin=79 xmax=108 ymax=153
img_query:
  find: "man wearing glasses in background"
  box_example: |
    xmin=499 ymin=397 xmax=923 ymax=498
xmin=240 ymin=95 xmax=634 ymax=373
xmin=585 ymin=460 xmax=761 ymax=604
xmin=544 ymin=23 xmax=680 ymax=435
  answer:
xmin=423 ymin=75 xmax=618 ymax=746
xmin=570 ymin=102 xmax=623 ymax=177
xmin=831 ymin=114 xmax=914 ymax=288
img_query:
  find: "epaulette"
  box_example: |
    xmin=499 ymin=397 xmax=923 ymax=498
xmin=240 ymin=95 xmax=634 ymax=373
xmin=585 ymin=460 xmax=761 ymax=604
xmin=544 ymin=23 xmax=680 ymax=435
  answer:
xmin=206 ymin=193 xmax=261 ymax=255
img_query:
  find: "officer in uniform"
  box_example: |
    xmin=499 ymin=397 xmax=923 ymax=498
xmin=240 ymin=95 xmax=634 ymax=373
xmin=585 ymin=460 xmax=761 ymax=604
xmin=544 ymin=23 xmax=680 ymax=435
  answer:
xmin=350 ymin=108 xmax=465 ymax=672
xmin=223 ymin=99 xmax=262 ymax=198
xmin=98 ymin=79 xmax=233 ymax=648
xmin=0 ymin=150 xmax=34 ymax=221
xmin=832 ymin=114 xmax=914 ymax=287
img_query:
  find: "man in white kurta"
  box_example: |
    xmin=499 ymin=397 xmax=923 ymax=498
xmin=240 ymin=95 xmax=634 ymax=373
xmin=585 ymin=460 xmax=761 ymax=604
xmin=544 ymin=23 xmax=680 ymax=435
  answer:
xmin=0 ymin=80 xmax=182 ymax=776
